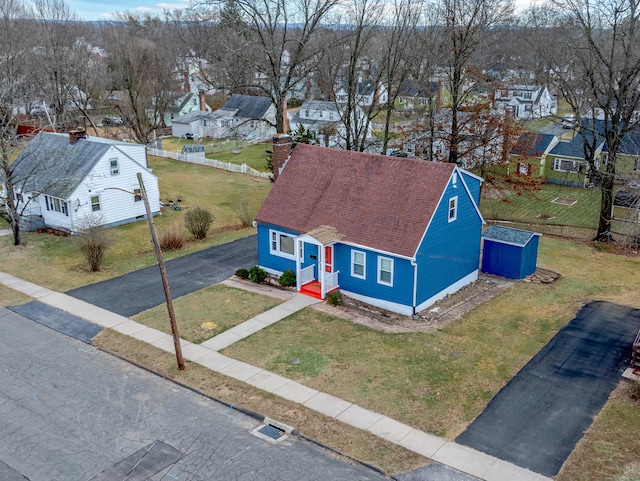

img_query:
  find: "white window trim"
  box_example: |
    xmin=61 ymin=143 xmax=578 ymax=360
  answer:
xmin=269 ymin=229 xmax=296 ymax=260
xmin=109 ymin=158 xmax=119 ymax=175
xmin=351 ymin=250 xmax=366 ymax=279
xmin=90 ymin=195 xmax=101 ymax=212
xmin=553 ymin=158 xmax=582 ymax=173
xmin=377 ymin=256 xmax=394 ymax=286
xmin=44 ymin=195 xmax=69 ymax=216
xmin=448 ymin=196 xmax=458 ymax=223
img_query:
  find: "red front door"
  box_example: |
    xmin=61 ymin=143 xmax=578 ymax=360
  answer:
xmin=324 ymin=245 xmax=333 ymax=273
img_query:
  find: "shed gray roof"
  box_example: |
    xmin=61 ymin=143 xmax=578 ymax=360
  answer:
xmin=11 ymin=132 xmax=127 ymax=199
xmin=223 ymin=94 xmax=273 ymax=119
xmin=482 ymin=225 xmax=541 ymax=247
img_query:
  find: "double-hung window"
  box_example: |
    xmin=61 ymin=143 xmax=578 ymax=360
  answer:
xmin=270 ymin=230 xmax=296 ymax=259
xmin=377 ymin=257 xmax=393 ymax=286
xmin=351 ymin=250 xmax=366 ymax=279
xmin=448 ymin=196 xmax=458 ymax=222
xmin=91 ymin=195 xmax=101 ymax=212
xmin=109 ymin=158 xmax=119 ymax=175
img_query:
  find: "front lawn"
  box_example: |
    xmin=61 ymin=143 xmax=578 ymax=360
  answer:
xmin=222 ymin=236 xmax=640 ymax=440
xmin=132 ymin=284 xmax=283 ymax=344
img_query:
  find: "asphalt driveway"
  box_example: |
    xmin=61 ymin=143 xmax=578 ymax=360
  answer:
xmin=456 ymin=301 xmax=640 ymax=477
xmin=67 ymin=234 xmax=258 ymax=317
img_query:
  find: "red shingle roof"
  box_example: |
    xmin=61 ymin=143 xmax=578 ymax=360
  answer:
xmin=255 ymin=144 xmax=456 ymax=258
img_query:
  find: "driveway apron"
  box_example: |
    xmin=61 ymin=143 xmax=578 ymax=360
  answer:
xmin=456 ymin=301 xmax=640 ymax=477
xmin=66 ymin=235 xmax=258 ymax=317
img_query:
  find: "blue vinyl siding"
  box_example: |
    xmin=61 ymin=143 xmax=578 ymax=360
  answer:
xmin=460 ymin=170 xmax=482 ymax=205
xmin=415 ymin=180 xmax=482 ymax=306
xmin=257 ymin=223 xmax=299 ymax=274
xmin=334 ymin=244 xmax=414 ymax=307
xmin=482 ymin=237 xmax=539 ymax=279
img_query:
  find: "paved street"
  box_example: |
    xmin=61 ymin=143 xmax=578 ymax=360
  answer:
xmin=0 ymin=307 xmax=386 ymax=481
xmin=66 ymin=235 xmax=258 ymax=317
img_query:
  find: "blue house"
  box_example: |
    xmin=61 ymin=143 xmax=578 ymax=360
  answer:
xmin=255 ymin=142 xmax=485 ymax=316
xmin=481 ymin=225 xmax=541 ymax=279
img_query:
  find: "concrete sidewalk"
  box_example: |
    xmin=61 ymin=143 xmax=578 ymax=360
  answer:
xmin=0 ymin=270 xmax=551 ymax=481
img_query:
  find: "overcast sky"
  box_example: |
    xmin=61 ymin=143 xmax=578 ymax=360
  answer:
xmin=66 ymin=0 xmax=189 ymax=21
xmin=66 ymin=0 xmax=531 ymax=22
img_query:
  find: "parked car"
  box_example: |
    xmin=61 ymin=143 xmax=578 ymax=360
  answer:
xmin=562 ymin=114 xmax=576 ymax=129
xmin=102 ymin=116 xmax=124 ymax=126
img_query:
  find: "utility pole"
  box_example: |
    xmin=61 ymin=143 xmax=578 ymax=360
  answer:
xmin=137 ymin=173 xmax=186 ymax=370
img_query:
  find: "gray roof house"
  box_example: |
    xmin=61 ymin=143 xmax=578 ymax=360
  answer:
xmin=171 ymin=94 xmax=276 ymax=140
xmin=7 ymin=130 xmax=160 ymax=233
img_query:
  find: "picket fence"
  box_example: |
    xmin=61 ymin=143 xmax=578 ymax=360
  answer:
xmin=147 ymin=148 xmax=272 ymax=179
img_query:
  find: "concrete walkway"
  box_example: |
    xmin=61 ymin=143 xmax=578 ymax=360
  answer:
xmin=0 ymin=270 xmax=552 ymax=481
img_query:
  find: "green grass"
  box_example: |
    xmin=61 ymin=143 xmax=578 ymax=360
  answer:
xmin=0 ymin=155 xmax=272 ymax=291
xmin=222 ymin=236 xmax=640 ymax=439
xmin=207 ymin=142 xmax=271 ymax=172
xmin=159 ymin=137 xmax=271 ymax=172
xmin=481 ymin=183 xmax=601 ymax=235
xmin=133 ymin=284 xmax=283 ymax=344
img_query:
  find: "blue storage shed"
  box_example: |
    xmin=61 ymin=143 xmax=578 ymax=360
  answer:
xmin=481 ymin=225 xmax=541 ymax=279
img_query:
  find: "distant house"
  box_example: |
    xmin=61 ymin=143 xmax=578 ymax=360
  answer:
xmin=255 ymin=136 xmax=485 ymax=316
xmin=336 ymin=81 xmax=388 ymax=107
xmin=289 ymin=100 xmax=371 ymax=147
xmin=6 ymin=130 xmax=160 ymax=233
xmin=493 ymin=85 xmax=557 ymax=119
xmin=156 ymin=92 xmax=211 ymax=127
xmin=397 ymin=79 xmax=449 ymax=110
xmin=171 ymin=94 xmax=276 ymax=140
xmin=510 ymin=132 xmax=559 ymax=178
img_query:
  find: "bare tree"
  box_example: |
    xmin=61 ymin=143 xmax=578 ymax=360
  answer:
xmin=433 ymin=0 xmax=514 ymax=164
xmin=219 ymin=0 xmax=342 ymax=133
xmin=104 ymin=14 xmax=181 ymax=143
xmin=0 ymin=0 xmax=38 ymax=245
xmin=335 ymin=0 xmax=385 ymax=151
xmin=532 ymin=0 xmax=640 ymax=240
xmin=377 ymin=0 xmax=424 ymax=154
xmin=31 ymin=0 xmax=91 ymax=130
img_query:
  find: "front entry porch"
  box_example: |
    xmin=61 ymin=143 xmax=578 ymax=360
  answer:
xmin=295 ymin=226 xmax=342 ymax=300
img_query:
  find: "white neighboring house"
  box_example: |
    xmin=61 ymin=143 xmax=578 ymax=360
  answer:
xmin=156 ymin=92 xmax=212 ymax=127
xmin=493 ymin=85 xmax=558 ymax=119
xmin=171 ymin=94 xmax=276 ymax=140
xmin=7 ymin=130 xmax=160 ymax=233
xmin=290 ymin=100 xmax=373 ymax=148
xmin=335 ymin=81 xmax=388 ymax=107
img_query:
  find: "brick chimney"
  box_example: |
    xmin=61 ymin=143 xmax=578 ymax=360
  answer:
xmin=183 ymin=71 xmax=191 ymax=93
xmin=199 ymin=90 xmax=207 ymax=111
xmin=69 ymin=129 xmax=87 ymax=145
xmin=272 ymin=133 xmax=291 ymax=181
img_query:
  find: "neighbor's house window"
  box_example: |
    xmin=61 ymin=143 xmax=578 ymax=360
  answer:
xmin=448 ymin=196 xmax=458 ymax=222
xmin=91 ymin=195 xmax=101 ymax=212
xmin=109 ymin=158 xmax=119 ymax=175
xmin=270 ymin=230 xmax=296 ymax=259
xmin=377 ymin=256 xmax=393 ymax=286
xmin=133 ymin=188 xmax=142 ymax=202
xmin=351 ymin=250 xmax=366 ymax=279
xmin=553 ymin=158 xmax=582 ymax=172
xmin=634 ymin=157 xmax=640 ymax=171
xmin=44 ymin=195 xmax=69 ymax=216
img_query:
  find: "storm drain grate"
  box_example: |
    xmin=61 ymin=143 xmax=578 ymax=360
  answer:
xmin=257 ymin=424 xmax=286 ymax=440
